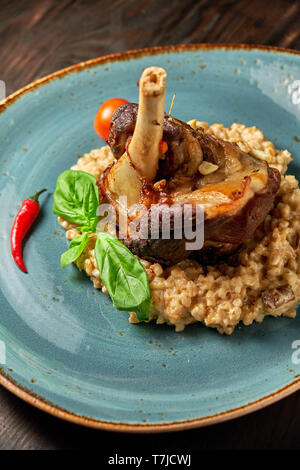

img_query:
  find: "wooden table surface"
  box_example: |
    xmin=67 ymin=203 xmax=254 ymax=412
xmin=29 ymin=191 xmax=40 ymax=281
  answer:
xmin=0 ymin=0 xmax=299 ymax=450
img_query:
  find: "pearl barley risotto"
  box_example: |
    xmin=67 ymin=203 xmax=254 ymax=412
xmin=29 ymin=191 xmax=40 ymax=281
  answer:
xmin=58 ymin=122 xmax=300 ymax=334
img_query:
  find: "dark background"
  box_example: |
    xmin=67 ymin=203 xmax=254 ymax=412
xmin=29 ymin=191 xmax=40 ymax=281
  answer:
xmin=0 ymin=0 xmax=299 ymax=450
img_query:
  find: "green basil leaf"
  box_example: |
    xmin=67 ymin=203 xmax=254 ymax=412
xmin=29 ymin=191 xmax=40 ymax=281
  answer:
xmin=61 ymin=232 xmax=89 ymax=268
xmin=94 ymin=232 xmax=150 ymax=321
xmin=53 ymin=170 xmax=99 ymax=230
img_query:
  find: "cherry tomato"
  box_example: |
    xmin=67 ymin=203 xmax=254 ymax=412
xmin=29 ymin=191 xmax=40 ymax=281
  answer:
xmin=94 ymin=98 xmax=129 ymax=141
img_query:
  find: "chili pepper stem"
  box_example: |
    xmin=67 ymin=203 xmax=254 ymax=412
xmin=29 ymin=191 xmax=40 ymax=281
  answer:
xmin=29 ymin=188 xmax=47 ymax=202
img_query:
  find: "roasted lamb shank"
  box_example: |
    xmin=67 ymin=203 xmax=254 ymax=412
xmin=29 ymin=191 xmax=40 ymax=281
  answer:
xmin=98 ymin=66 xmax=281 ymax=265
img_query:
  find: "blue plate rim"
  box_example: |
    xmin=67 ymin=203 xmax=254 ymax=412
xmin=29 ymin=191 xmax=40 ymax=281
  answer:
xmin=0 ymin=366 xmax=299 ymax=432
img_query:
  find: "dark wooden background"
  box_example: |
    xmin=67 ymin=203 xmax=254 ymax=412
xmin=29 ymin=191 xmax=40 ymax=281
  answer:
xmin=0 ymin=0 xmax=299 ymax=451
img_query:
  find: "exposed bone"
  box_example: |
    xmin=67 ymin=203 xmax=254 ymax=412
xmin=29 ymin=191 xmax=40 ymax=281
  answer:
xmin=104 ymin=67 xmax=167 ymax=208
xmin=128 ymin=66 xmax=167 ymax=180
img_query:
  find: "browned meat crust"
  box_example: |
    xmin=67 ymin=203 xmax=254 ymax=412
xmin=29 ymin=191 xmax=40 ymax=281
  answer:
xmin=122 ymin=166 xmax=280 ymax=265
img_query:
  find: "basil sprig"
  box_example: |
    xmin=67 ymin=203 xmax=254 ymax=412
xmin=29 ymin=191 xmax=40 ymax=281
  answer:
xmin=53 ymin=170 xmax=99 ymax=231
xmin=60 ymin=232 xmax=89 ymax=268
xmin=53 ymin=169 xmax=150 ymax=320
xmin=95 ymin=232 xmax=150 ymax=321
xmin=53 ymin=170 xmax=98 ymax=268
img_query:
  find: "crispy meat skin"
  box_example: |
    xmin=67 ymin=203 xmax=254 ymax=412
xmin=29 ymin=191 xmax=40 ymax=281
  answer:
xmin=123 ymin=166 xmax=281 ymax=265
xmin=105 ymin=103 xmax=281 ymax=265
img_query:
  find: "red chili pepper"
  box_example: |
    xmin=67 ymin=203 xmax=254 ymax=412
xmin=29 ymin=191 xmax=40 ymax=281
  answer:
xmin=10 ymin=188 xmax=47 ymax=273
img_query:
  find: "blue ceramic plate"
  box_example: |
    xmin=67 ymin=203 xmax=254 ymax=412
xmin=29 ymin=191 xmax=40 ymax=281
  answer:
xmin=0 ymin=45 xmax=299 ymax=432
